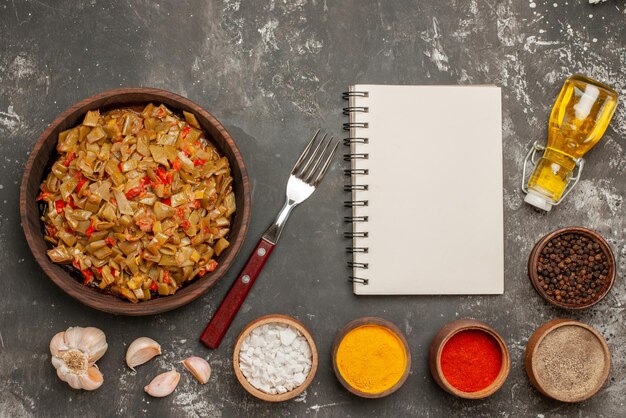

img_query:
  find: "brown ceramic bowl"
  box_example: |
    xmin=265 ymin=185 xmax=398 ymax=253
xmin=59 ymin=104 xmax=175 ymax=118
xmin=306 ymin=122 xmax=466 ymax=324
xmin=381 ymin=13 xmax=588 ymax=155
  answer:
xmin=429 ymin=319 xmax=510 ymax=399
xmin=525 ymin=319 xmax=610 ymax=402
xmin=331 ymin=317 xmax=411 ymax=399
xmin=19 ymin=88 xmax=251 ymax=315
xmin=232 ymin=314 xmax=318 ymax=402
xmin=528 ymin=227 xmax=616 ymax=310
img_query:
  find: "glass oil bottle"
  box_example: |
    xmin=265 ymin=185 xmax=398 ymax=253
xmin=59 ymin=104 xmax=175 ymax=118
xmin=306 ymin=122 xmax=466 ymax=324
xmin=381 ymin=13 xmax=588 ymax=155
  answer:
xmin=524 ymin=74 xmax=619 ymax=211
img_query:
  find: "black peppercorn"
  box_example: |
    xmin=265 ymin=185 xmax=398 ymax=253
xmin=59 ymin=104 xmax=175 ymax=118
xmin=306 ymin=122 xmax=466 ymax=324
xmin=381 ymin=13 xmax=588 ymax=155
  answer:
xmin=535 ymin=232 xmax=610 ymax=307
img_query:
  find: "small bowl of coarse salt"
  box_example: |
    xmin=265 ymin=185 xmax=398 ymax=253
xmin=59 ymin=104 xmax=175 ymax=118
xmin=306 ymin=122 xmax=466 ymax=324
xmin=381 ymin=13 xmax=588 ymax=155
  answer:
xmin=233 ymin=314 xmax=318 ymax=402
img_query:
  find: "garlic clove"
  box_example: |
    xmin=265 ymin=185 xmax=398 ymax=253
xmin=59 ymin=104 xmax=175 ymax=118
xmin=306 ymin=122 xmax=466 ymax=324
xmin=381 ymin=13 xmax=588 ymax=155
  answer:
xmin=79 ymin=327 xmax=108 ymax=364
xmin=144 ymin=369 xmax=180 ymax=397
xmin=63 ymin=327 xmax=85 ymax=349
xmin=126 ymin=337 xmax=161 ymax=370
xmin=87 ymin=342 xmax=108 ymax=365
xmin=51 ymin=355 xmax=67 ymax=373
xmin=181 ymin=356 xmax=211 ymax=384
xmin=59 ymin=368 xmax=82 ymax=390
xmin=50 ymin=331 xmax=68 ymax=357
xmin=79 ymin=365 xmax=104 ymax=391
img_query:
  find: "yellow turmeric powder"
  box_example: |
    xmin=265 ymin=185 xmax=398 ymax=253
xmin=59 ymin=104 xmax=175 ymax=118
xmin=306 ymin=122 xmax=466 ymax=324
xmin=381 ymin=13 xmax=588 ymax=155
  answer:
xmin=336 ymin=324 xmax=407 ymax=394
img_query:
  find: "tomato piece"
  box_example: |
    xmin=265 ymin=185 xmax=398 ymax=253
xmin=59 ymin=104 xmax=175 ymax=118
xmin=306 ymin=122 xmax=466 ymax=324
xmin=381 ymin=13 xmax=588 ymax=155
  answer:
xmin=105 ymin=237 xmax=116 ymax=246
xmin=162 ymin=198 xmax=171 ymax=206
xmin=150 ymin=282 xmax=157 ymax=291
xmin=125 ymin=186 xmax=143 ymax=200
xmin=182 ymin=126 xmax=191 ymax=139
xmin=85 ymin=220 xmax=96 ymax=237
xmin=63 ymin=152 xmax=76 ymax=167
xmin=136 ymin=217 xmax=153 ymax=232
xmin=36 ymin=191 xmax=52 ymax=201
xmin=55 ymin=199 xmax=65 ymax=214
xmin=68 ymin=195 xmax=78 ymax=209
xmin=153 ymin=168 xmax=173 ymax=185
xmin=76 ymin=178 xmax=87 ymax=193
xmin=82 ymin=269 xmax=93 ymax=284
xmin=207 ymin=260 xmax=218 ymax=272
xmin=45 ymin=225 xmax=58 ymax=236
xmin=193 ymin=159 xmax=206 ymax=166
xmin=156 ymin=167 xmax=169 ymax=183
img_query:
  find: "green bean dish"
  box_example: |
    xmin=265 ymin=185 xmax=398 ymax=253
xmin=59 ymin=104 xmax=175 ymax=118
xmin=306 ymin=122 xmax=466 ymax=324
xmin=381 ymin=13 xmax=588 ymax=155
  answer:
xmin=38 ymin=104 xmax=236 ymax=302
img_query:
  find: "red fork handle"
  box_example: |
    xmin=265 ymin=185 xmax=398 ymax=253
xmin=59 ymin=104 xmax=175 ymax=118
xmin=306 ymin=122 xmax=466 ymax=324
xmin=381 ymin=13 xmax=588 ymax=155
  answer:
xmin=199 ymin=238 xmax=275 ymax=349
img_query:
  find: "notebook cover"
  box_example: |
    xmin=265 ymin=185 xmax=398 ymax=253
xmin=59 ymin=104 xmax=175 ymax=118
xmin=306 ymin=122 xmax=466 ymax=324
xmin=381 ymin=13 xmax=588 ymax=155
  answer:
xmin=348 ymin=84 xmax=504 ymax=295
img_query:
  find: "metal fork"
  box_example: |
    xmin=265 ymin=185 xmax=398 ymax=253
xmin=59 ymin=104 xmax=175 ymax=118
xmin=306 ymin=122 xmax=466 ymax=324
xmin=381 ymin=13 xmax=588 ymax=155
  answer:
xmin=200 ymin=130 xmax=338 ymax=349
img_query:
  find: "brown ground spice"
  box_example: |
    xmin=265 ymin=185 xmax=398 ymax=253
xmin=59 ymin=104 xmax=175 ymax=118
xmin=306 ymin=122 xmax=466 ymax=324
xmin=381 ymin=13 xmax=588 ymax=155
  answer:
xmin=532 ymin=325 xmax=607 ymax=399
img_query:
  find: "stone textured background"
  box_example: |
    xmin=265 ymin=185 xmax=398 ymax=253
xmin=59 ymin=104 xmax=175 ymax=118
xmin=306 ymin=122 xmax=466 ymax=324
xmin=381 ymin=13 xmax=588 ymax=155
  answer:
xmin=0 ymin=0 xmax=625 ymax=416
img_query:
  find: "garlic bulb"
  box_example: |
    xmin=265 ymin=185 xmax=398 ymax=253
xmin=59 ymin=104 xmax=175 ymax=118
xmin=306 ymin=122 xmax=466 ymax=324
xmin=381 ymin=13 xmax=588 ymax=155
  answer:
xmin=126 ymin=337 xmax=161 ymax=370
xmin=182 ymin=356 xmax=211 ymax=384
xmin=49 ymin=326 xmax=108 ymax=390
xmin=144 ymin=369 xmax=180 ymax=397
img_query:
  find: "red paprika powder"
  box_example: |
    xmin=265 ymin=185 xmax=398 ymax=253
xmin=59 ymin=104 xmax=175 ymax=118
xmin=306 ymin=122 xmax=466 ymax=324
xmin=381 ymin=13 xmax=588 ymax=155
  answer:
xmin=440 ymin=329 xmax=502 ymax=393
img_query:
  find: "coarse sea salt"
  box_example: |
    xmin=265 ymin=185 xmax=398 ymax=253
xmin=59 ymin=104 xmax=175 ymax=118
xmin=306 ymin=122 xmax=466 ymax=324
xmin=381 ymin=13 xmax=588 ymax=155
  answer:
xmin=238 ymin=323 xmax=312 ymax=395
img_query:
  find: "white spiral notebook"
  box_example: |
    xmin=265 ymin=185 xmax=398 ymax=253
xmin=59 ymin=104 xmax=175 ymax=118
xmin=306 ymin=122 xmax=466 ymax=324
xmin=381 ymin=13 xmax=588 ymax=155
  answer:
xmin=344 ymin=84 xmax=504 ymax=295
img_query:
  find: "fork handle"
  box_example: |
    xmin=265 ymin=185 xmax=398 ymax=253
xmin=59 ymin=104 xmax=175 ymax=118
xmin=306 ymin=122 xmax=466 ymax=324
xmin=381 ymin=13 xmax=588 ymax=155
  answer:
xmin=200 ymin=238 xmax=275 ymax=349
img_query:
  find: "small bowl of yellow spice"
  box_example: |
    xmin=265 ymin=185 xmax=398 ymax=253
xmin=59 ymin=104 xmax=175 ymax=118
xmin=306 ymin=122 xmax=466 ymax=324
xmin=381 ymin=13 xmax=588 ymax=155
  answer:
xmin=332 ymin=317 xmax=411 ymax=398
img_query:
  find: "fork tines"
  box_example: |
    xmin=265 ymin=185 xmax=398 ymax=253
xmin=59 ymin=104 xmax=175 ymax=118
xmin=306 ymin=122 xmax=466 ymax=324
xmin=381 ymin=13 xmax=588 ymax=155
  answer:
xmin=292 ymin=129 xmax=338 ymax=186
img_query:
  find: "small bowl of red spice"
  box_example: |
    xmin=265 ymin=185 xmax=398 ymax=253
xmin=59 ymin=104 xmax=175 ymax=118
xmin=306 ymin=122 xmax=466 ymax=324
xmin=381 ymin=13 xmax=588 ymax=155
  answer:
xmin=429 ymin=319 xmax=510 ymax=399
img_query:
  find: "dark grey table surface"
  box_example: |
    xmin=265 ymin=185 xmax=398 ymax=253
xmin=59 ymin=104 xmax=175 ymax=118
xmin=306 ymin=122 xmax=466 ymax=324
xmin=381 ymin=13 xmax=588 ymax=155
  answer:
xmin=1 ymin=0 xmax=625 ymax=417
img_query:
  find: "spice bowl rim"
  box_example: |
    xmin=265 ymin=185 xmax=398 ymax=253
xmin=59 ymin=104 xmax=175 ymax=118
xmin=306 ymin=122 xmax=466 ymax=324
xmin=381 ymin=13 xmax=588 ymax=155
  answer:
xmin=331 ymin=316 xmax=412 ymax=399
xmin=528 ymin=227 xmax=616 ymax=310
xmin=429 ymin=318 xmax=511 ymax=400
xmin=524 ymin=318 xmax=610 ymax=403
xmin=232 ymin=314 xmax=318 ymax=403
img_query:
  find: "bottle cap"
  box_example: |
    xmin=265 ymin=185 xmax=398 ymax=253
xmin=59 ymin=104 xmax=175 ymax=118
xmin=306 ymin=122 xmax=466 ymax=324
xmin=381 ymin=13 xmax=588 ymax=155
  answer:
xmin=524 ymin=191 xmax=552 ymax=212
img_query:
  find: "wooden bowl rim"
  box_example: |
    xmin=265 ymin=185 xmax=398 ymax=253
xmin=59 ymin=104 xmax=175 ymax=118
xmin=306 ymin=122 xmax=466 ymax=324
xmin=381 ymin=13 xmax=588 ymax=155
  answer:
xmin=19 ymin=87 xmax=251 ymax=315
xmin=331 ymin=316 xmax=412 ymax=399
xmin=524 ymin=319 xmax=610 ymax=403
xmin=232 ymin=314 xmax=318 ymax=402
xmin=429 ymin=318 xmax=511 ymax=400
xmin=528 ymin=227 xmax=616 ymax=310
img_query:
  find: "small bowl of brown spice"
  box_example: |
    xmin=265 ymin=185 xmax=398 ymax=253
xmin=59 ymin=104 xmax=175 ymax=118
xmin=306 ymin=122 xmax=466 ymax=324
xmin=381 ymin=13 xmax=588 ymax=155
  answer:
xmin=525 ymin=319 xmax=610 ymax=402
xmin=528 ymin=227 xmax=615 ymax=310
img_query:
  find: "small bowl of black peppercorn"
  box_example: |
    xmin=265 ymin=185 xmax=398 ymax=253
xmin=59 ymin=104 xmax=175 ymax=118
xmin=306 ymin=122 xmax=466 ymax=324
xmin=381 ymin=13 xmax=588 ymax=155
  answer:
xmin=528 ymin=227 xmax=616 ymax=310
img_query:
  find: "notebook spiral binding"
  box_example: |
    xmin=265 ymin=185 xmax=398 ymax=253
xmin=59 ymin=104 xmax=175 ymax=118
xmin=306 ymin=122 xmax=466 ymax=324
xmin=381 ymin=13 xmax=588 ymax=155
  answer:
xmin=342 ymin=91 xmax=369 ymax=99
xmin=343 ymin=90 xmax=370 ymax=285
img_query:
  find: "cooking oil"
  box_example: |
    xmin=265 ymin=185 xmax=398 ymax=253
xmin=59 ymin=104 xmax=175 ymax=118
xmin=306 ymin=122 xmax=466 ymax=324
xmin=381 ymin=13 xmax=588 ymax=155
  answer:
xmin=524 ymin=74 xmax=619 ymax=211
